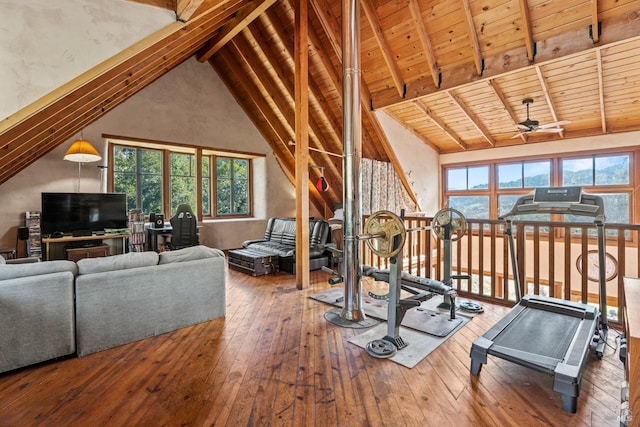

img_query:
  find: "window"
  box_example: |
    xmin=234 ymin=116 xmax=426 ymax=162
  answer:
xmin=443 ymin=151 xmax=634 ymax=224
xmin=110 ymin=139 xmax=255 ymax=219
xmin=215 ymin=157 xmax=249 ymax=216
xmin=170 ymin=153 xmax=196 ymax=214
xmin=113 ymin=146 xmax=163 ymax=214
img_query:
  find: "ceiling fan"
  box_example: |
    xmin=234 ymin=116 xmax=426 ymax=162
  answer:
xmin=511 ymin=98 xmax=570 ymax=139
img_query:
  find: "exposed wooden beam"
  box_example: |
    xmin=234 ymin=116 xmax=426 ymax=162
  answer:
xmin=407 ymin=0 xmax=441 ymax=89
xmin=361 ymin=0 xmax=405 ymax=98
xmin=414 ymin=100 xmax=467 ymax=150
xmin=518 ymin=0 xmax=535 ymax=61
xmin=447 ymin=91 xmax=495 ymax=146
xmin=177 ymin=0 xmax=205 ymax=20
xmin=294 ymin=0 xmax=311 ymax=288
xmin=486 ymin=79 xmax=520 ymax=127
xmin=591 ymin=0 xmax=600 ymax=44
xmin=534 ymin=66 xmax=561 ymax=125
xmin=461 ymin=0 xmax=484 ymax=76
xmin=197 ymin=0 xmax=278 ymax=62
xmin=595 ymin=49 xmax=607 ymax=133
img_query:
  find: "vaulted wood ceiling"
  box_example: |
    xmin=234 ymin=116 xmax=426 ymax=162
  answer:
xmin=1 ymin=0 xmax=639 ymax=213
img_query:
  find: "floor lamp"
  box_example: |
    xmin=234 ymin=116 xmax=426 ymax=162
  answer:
xmin=64 ymin=137 xmax=102 ymax=192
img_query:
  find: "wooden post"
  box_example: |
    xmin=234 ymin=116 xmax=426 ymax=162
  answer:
xmin=295 ymin=0 xmax=310 ymax=289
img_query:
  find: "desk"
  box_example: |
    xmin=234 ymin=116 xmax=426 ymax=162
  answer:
xmin=147 ymin=226 xmax=172 ymax=252
xmin=42 ymin=233 xmax=129 ymax=260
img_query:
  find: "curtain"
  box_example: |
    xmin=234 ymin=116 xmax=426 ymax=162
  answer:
xmin=361 ymin=158 xmax=416 ymax=216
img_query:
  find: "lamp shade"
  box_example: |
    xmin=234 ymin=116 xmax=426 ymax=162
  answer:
xmin=64 ymin=139 xmax=102 ymax=163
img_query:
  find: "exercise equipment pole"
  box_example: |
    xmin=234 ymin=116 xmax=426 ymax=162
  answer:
xmin=340 ymin=0 xmax=365 ymax=322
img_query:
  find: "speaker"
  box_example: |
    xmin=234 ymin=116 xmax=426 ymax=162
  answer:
xmin=155 ymin=214 xmax=165 ymax=228
xmin=18 ymin=226 xmax=29 ymax=241
xmin=149 ymin=212 xmax=156 ymax=224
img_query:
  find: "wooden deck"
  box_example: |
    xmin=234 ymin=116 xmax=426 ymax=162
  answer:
xmin=0 ymin=268 xmax=625 ymax=426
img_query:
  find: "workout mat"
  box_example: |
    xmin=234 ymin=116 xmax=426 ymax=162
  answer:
xmin=309 ymin=287 xmax=476 ymax=336
xmin=348 ymin=321 xmax=468 ymax=369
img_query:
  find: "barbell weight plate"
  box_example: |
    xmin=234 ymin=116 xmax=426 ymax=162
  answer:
xmin=365 ymin=339 xmax=397 ymax=358
xmin=432 ymin=208 xmax=467 ymax=242
xmin=363 ymin=210 xmax=406 ymax=258
xmin=460 ymin=301 xmax=484 ymax=313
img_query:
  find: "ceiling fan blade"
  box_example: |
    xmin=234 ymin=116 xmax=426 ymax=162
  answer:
xmin=535 ymin=127 xmax=564 ymax=133
xmin=537 ymin=120 xmax=571 ymax=129
xmin=516 ymin=124 xmax=530 ymax=131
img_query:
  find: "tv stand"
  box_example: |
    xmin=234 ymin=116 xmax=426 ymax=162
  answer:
xmin=42 ymin=233 xmax=129 ymax=260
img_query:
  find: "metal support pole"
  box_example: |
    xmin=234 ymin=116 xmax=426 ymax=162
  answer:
xmin=340 ymin=0 xmax=365 ymax=322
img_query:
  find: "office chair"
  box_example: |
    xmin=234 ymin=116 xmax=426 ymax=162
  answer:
xmin=169 ymin=204 xmax=199 ymax=250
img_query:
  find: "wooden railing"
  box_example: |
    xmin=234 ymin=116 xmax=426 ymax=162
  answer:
xmin=361 ymin=214 xmax=640 ymax=326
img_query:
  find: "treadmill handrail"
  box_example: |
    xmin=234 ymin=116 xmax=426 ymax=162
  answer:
xmin=499 ymin=190 xmax=605 ymax=224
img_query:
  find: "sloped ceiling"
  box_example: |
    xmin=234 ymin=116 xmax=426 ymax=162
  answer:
xmin=1 ymin=0 xmax=639 ymax=213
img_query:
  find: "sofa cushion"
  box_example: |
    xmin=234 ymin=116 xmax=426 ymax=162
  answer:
xmin=158 ymin=245 xmax=224 ymax=264
xmin=0 ymin=255 xmax=5 ymax=264
xmin=77 ymin=251 xmax=159 ymax=275
xmin=0 ymin=260 xmax=77 ymax=280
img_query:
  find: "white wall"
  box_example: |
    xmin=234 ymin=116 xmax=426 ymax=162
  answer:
xmin=440 ymin=131 xmax=640 ymax=165
xmin=0 ymin=0 xmax=174 ymax=120
xmin=375 ymin=111 xmax=440 ymax=214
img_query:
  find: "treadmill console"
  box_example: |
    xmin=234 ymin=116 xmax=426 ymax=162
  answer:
xmin=500 ymin=186 xmax=604 ymax=222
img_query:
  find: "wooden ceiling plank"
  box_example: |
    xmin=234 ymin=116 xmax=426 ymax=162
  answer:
xmin=407 ymin=0 xmax=441 ymax=88
xmin=414 ymin=100 xmax=467 ymax=150
xmin=197 ymin=0 xmax=278 ymax=62
xmin=234 ymin=30 xmax=342 ymax=203
xmin=361 ymin=0 xmax=405 ymax=98
xmin=259 ymin=7 xmax=346 ymax=174
xmin=448 ymin=91 xmax=495 ymax=146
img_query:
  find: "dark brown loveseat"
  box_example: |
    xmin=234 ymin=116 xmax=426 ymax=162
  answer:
xmin=241 ymin=217 xmax=331 ymax=274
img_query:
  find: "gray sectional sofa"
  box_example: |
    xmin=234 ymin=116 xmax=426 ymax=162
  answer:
xmin=0 ymin=245 xmax=226 ymax=373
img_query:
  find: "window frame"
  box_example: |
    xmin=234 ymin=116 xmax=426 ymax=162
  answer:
xmin=106 ymin=136 xmax=259 ymax=220
xmin=442 ymin=148 xmax=637 ymax=228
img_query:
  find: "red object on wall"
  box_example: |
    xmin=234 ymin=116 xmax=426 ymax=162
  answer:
xmin=316 ymin=176 xmax=329 ymax=192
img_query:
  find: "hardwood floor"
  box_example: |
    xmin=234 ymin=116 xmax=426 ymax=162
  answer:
xmin=0 ymin=268 xmax=625 ymax=426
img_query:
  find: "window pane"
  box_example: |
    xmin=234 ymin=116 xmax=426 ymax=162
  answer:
xmin=498 ymin=164 xmax=521 ymax=188
xmin=468 ymin=166 xmax=489 ymax=189
xmin=202 ymin=157 xmax=210 ymax=216
xmin=523 ymin=161 xmax=550 ymax=187
xmin=114 ymin=172 xmax=137 ymax=212
xmin=449 ymin=196 xmax=489 ymax=219
xmin=170 ymin=153 xmax=195 ymax=214
xmin=113 ymin=146 xmax=136 ymax=173
xmin=233 ymin=179 xmax=248 ymax=214
xmin=233 ymin=159 xmax=248 ymax=179
xmin=595 ymin=155 xmax=629 ymax=185
xmin=447 ymin=168 xmax=467 ymax=190
xmin=601 ymin=193 xmax=630 ymax=224
xmin=562 ymin=158 xmax=593 ymax=186
xmin=217 ymin=179 xmax=231 ymax=215
xmin=498 ymin=194 xmax=521 ymax=217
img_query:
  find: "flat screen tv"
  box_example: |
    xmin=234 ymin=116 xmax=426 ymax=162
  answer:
xmin=41 ymin=192 xmax=128 ymax=236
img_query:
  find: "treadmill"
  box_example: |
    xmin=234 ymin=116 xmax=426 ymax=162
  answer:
xmin=469 ymin=186 xmax=608 ymax=413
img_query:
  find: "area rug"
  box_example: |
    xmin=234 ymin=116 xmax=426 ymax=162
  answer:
xmin=310 ymin=287 xmax=478 ymax=368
